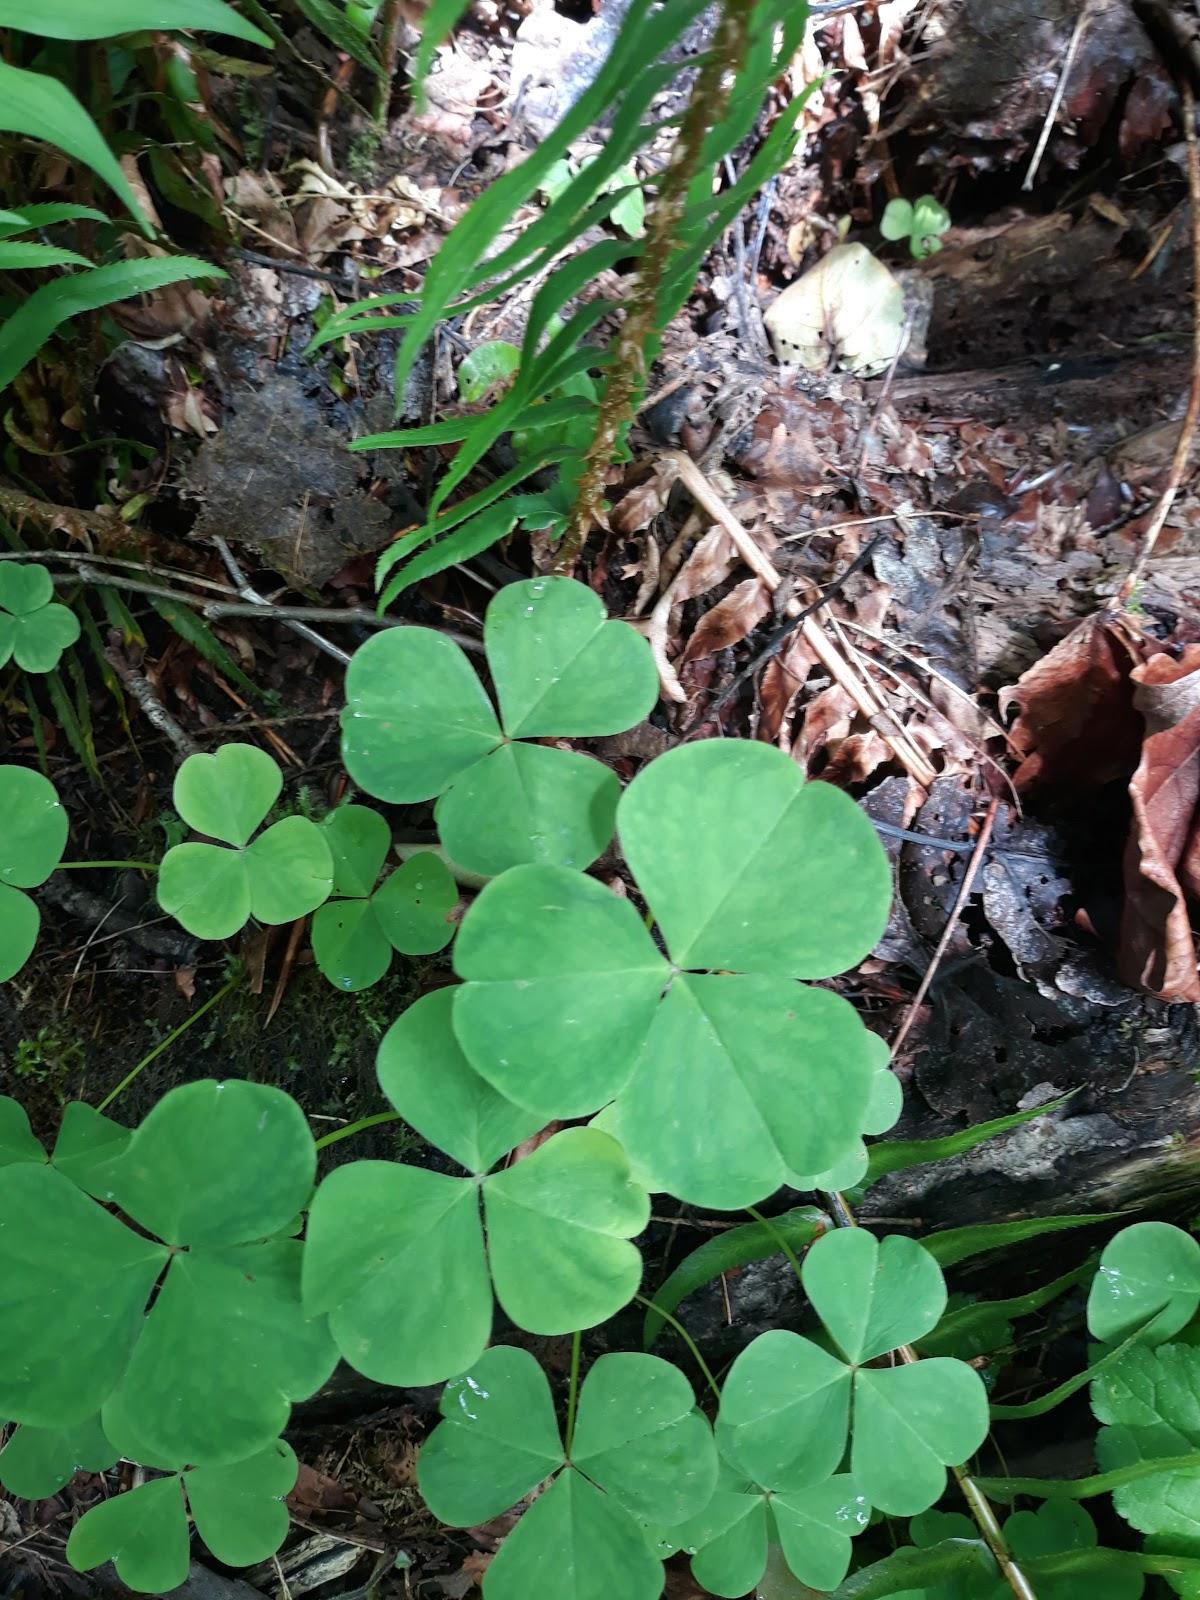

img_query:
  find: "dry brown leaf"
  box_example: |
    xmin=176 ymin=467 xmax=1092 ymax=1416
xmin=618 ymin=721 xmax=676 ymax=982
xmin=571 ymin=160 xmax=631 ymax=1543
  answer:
xmin=1001 ymin=615 xmax=1145 ymax=792
xmin=1118 ymin=649 xmax=1200 ymax=1002
xmin=679 ymin=577 xmax=772 ymax=666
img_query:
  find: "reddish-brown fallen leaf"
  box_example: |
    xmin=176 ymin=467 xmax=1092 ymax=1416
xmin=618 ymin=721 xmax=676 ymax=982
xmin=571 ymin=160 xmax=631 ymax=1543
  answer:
xmin=679 ymin=577 xmax=772 ymax=666
xmin=1119 ymin=648 xmax=1200 ymax=1002
xmin=1001 ymin=614 xmax=1145 ymax=792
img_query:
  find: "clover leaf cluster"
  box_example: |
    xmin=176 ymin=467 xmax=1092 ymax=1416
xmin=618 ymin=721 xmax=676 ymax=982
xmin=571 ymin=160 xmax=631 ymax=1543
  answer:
xmin=0 ymin=562 xmax=80 ymax=673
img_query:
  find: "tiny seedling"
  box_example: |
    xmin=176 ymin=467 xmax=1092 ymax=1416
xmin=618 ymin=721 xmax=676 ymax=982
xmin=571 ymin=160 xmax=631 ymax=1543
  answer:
xmin=881 ymin=193 xmax=951 ymax=258
xmin=0 ymin=563 xmax=80 ymax=673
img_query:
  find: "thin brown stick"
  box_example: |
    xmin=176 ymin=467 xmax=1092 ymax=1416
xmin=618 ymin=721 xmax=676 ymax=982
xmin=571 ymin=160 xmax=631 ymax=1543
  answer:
xmin=889 ymin=795 xmax=1001 ymax=1062
xmin=1113 ymin=79 xmax=1200 ymax=606
xmin=104 ymin=647 xmax=197 ymax=759
xmin=1023 ymin=3 xmax=1091 ymax=192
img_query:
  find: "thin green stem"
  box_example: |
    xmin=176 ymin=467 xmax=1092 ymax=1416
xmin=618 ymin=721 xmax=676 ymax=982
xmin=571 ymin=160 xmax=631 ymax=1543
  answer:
xmin=313 ymin=1110 xmax=404 ymax=1151
xmin=564 ymin=1330 xmax=582 ymax=1455
xmin=57 ymin=860 xmax=158 ymax=871
xmin=745 ymin=1205 xmax=805 ymax=1285
xmin=634 ymin=1293 xmax=720 ymax=1403
xmin=974 ymin=1452 xmax=1200 ymax=1504
xmin=96 ymin=972 xmax=239 ymax=1114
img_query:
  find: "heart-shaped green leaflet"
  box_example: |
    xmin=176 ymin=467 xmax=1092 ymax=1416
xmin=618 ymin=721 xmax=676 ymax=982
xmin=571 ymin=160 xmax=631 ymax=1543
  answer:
xmin=0 ymin=1095 xmax=44 ymax=1166
xmin=0 ymin=562 xmax=80 ymax=672
xmin=718 ymin=1230 xmax=988 ymax=1517
xmin=0 ymin=765 xmax=68 ymax=981
xmin=340 ymin=577 xmax=657 ymax=876
xmin=1094 ymin=1342 xmax=1200 ymax=1540
xmin=0 ymin=1081 xmax=337 ymax=1464
xmin=302 ymin=1124 xmax=648 ymax=1387
xmin=0 ymin=1413 xmax=116 ymax=1498
xmin=418 ymin=1346 xmax=716 ymax=1600
xmin=158 ymin=745 xmax=333 ymax=939
xmin=66 ymin=1439 xmax=297 ymax=1593
xmin=1088 ymin=1222 xmax=1200 ymax=1346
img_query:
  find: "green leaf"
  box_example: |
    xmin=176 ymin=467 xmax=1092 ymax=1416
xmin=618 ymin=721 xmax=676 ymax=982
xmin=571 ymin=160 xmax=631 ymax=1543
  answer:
xmin=607 ymin=168 xmax=645 ymax=237
xmin=0 ymin=0 xmax=271 ymax=43
xmin=452 ymin=863 xmax=669 ymax=1118
xmin=1089 ymin=1224 xmax=1200 ymax=1345
xmin=371 ymin=852 xmax=457 ymax=953
xmin=0 ymin=61 xmax=149 ymax=229
xmin=641 ymin=1206 xmax=826 ymax=1348
xmin=0 ymin=1163 xmax=166 ymax=1426
xmin=919 ymin=1263 xmax=1090 ymax=1361
xmin=718 ymin=1330 xmax=852 ymax=1490
xmin=0 ymin=240 xmax=93 ymax=271
xmin=488 ymin=1466 xmax=664 ymax=1600
xmin=149 ymin=595 xmax=263 ymax=701
xmin=417 ymin=1345 xmax=564 ymax=1526
xmin=671 ymin=1476 xmax=769 ymax=1597
xmin=0 ymin=884 xmax=40 ymax=981
xmin=319 ymin=803 xmax=390 ymax=897
xmin=376 ymin=498 xmax=523 ymax=607
xmin=827 ymin=1539 xmax=996 ymax=1599
xmin=484 ymin=1128 xmax=648 ymax=1333
xmin=303 ymin=1160 xmax=491 ymax=1386
xmin=620 ymin=740 xmax=890 ymax=978
xmin=51 ymin=1102 xmax=131 ymax=1199
xmin=0 ymin=1414 xmax=116 ymax=1498
xmin=173 ymin=743 xmax=282 ymax=846
xmin=292 ymin=0 xmax=384 ymax=74
xmin=0 ymin=764 xmax=68 ymax=887
xmin=0 ymin=204 xmax=108 ymax=238
xmin=342 ymin=628 xmax=501 ymax=801
xmin=107 ymin=1238 xmax=337 ymax=1466
xmin=0 ymin=599 xmax=80 ymax=672
xmin=377 ymin=986 xmax=541 ymax=1173
xmin=312 ymin=897 xmax=393 ymax=990
xmin=67 ymin=1475 xmax=190 ymax=1593
xmin=157 ymin=840 xmax=251 ymax=938
xmin=865 ymin=1095 xmax=1076 ymax=1184
xmin=922 ymin=1212 xmax=1117 ymax=1269
xmin=1094 ymin=1343 xmax=1200 ymax=1538
xmin=853 ymin=1359 xmax=989 ymax=1516
xmin=485 ymin=576 xmax=658 ymax=738
xmin=0 ymin=1096 xmax=45 ymax=1166
xmin=803 ymin=1228 xmax=947 ymax=1364
xmin=880 ymin=197 xmax=914 ymax=241
xmin=107 ymin=1079 xmax=317 ymax=1246
xmin=435 ymin=739 xmax=620 ymax=876
xmin=243 ymin=816 xmax=334 ymax=922
xmin=457 ymin=340 xmax=520 ymax=401
xmin=186 ymin=1439 xmax=297 ymax=1566
xmin=772 ymin=1476 xmax=870 ymax=1592
xmin=0 ymin=258 xmax=224 ymax=390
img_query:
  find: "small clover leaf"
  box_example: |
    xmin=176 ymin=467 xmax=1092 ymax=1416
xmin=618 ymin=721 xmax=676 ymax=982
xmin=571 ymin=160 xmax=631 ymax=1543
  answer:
xmin=302 ymin=1120 xmax=648 ymax=1387
xmin=418 ymin=1347 xmax=716 ymax=1600
xmin=0 ymin=765 xmax=68 ymax=981
xmin=0 ymin=1414 xmax=116 ymax=1499
xmin=312 ymin=808 xmax=456 ymax=990
xmin=0 ymin=1081 xmax=337 ymax=1465
xmin=158 ymin=744 xmax=333 ymax=939
xmin=718 ymin=1230 xmax=988 ymax=1517
xmin=1088 ymin=1222 xmax=1200 ymax=1345
xmin=0 ymin=562 xmax=80 ymax=673
xmin=457 ymin=340 xmax=521 ymax=402
xmin=880 ymin=197 xmax=914 ymax=241
xmin=1093 ymin=1342 xmax=1200 ymax=1540
xmin=66 ymin=1440 xmax=297 ymax=1593
xmin=451 ymin=739 xmax=891 ymax=1206
xmin=341 ymin=577 xmax=658 ymax=876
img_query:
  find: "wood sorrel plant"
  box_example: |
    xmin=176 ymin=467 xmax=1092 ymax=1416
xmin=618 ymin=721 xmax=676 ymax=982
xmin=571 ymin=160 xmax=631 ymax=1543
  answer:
xmin=6 ymin=582 xmax=1200 ymax=1597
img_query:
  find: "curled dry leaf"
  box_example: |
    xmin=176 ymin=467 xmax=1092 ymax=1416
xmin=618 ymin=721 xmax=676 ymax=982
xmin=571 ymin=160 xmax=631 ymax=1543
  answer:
xmin=1119 ymin=648 xmax=1200 ymax=1002
xmin=763 ymin=243 xmax=906 ymax=375
xmin=678 ymin=577 xmax=772 ymax=666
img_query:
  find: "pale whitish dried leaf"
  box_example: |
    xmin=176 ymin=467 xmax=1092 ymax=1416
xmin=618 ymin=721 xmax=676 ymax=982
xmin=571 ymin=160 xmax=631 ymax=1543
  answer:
xmin=679 ymin=577 xmax=772 ymax=665
xmin=764 ymin=244 xmax=906 ymax=375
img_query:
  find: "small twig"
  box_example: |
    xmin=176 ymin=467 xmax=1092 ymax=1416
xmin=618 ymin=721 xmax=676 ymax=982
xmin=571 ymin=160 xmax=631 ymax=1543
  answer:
xmin=889 ymin=795 xmax=1001 ymax=1062
xmin=212 ymin=535 xmax=350 ymax=666
xmin=855 ymin=309 xmax=912 ymax=484
xmin=104 ymin=646 xmax=198 ymax=758
xmin=1023 ymin=4 xmax=1091 ymax=192
xmin=723 ymin=155 xmax=766 ymax=356
xmin=1113 ymin=79 xmax=1200 ymax=606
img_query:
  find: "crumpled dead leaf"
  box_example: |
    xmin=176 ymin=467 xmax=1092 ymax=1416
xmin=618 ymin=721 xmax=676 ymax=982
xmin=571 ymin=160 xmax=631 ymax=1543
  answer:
xmin=1119 ymin=647 xmax=1200 ymax=1001
xmin=679 ymin=576 xmax=771 ymax=666
xmin=764 ymin=243 xmax=906 ymax=375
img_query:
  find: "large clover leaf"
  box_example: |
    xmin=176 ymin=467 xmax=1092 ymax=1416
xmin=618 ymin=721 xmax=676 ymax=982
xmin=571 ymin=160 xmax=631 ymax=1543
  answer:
xmin=311 ymin=806 xmax=456 ymax=990
xmin=0 ymin=1413 xmax=116 ymax=1499
xmin=717 ymin=1229 xmax=988 ymax=1516
xmin=0 ymin=1080 xmax=337 ymax=1465
xmin=664 ymin=1457 xmax=868 ymax=1597
xmin=158 ymin=744 xmax=333 ymax=939
xmin=341 ymin=577 xmax=658 ymax=877
xmin=418 ymin=1346 xmax=716 ymax=1600
xmin=1093 ymin=1342 xmax=1200 ymax=1539
xmin=0 ymin=765 xmax=68 ymax=981
xmin=1089 ymin=1223 xmax=1200 ymax=1346
xmin=66 ymin=1439 xmax=296 ymax=1593
xmin=450 ymin=738 xmax=891 ymax=1207
xmin=0 ymin=562 xmax=80 ymax=673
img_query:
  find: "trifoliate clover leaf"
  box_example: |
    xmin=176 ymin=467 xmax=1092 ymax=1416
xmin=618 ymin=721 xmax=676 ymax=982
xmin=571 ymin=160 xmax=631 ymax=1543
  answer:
xmin=341 ymin=577 xmax=658 ymax=877
xmin=1089 ymin=1223 xmax=1200 ymax=1345
xmin=303 ymin=1113 xmax=647 ymax=1386
xmin=665 ymin=1456 xmax=868 ymax=1597
xmin=312 ymin=807 xmax=456 ymax=990
xmin=66 ymin=1439 xmax=297 ymax=1593
xmin=0 ymin=765 xmax=68 ymax=981
xmin=418 ymin=1346 xmax=716 ymax=1600
xmin=157 ymin=744 xmax=333 ymax=939
xmin=718 ymin=1230 xmax=988 ymax=1517
xmin=451 ymin=738 xmax=891 ymax=1207
xmin=0 ymin=1413 xmax=116 ymax=1498
xmin=0 ymin=1081 xmax=336 ymax=1465
xmin=1093 ymin=1342 xmax=1200 ymax=1540
xmin=994 ymin=1502 xmax=1142 ymax=1600
xmin=0 ymin=562 xmax=80 ymax=673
